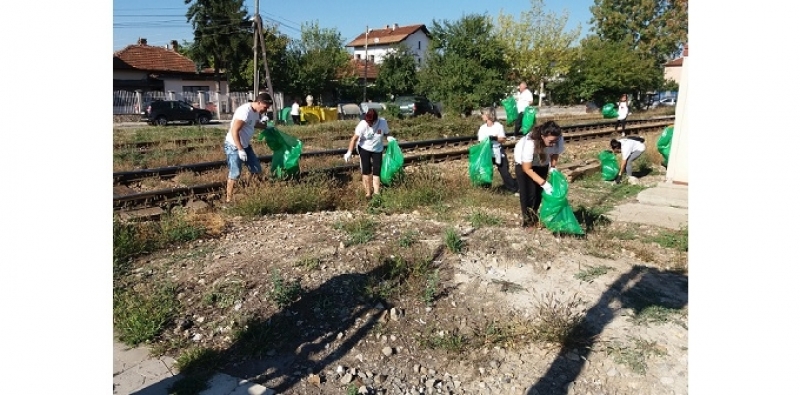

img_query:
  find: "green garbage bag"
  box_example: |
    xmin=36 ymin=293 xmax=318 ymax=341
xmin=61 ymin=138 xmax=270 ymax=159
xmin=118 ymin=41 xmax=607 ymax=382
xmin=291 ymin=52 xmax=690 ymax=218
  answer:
xmin=380 ymin=139 xmax=405 ymax=185
xmin=539 ymin=169 xmax=585 ymax=235
xmin=257 ymin=127 xmax=303 ymax=179
xmin=601 ymin=103 xmax=618 ymax=119
xmin=657 ymin=125 xmax=674 ymax=167
xmin=502 ymin=96 xmax=518 ymax=126
xmin=520 ymin=106 xmax=537 ymax=134
xmin=468 ymin=138 xmax=493 ymax=187
xmin=598 ymin=150 xmax=620 ymax=181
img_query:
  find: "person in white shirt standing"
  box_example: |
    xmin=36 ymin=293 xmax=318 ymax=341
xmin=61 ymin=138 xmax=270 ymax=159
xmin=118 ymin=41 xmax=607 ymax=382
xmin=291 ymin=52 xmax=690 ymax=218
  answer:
xmin=290 ymin=97 xmax=301 ymax=125
xmin=477 ymin=107 xmax=517 ymax=193
xmin=223 ymin=92 xmax=273 ymax=204
xmin=514 ymin=82 xmax=534 ymax=135
xmin=610 ymin=137 xmax=646 ymax=184
xmin=513 ymin=120 xmax=565 ymax=228
xmin=615 ymin=94 xmax=630 ymax=136
xmin=344 ymin=108 xmax=394 ymax=199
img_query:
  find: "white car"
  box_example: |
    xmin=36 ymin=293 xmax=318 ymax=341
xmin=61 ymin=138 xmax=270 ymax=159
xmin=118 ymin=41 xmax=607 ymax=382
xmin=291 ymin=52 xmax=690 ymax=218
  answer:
xmin=658 ymin=97 xmax=677 ymax=106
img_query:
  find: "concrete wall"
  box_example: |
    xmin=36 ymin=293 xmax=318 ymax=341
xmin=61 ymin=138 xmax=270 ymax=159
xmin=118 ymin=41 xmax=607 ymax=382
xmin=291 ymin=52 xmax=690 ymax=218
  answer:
xmin=666 ymin=57 xmax=689 ymax=184
xmin=664 ymin=66 xmax=682 ymax=85
xmin=163 ymin=79 xmax=229 ymax=95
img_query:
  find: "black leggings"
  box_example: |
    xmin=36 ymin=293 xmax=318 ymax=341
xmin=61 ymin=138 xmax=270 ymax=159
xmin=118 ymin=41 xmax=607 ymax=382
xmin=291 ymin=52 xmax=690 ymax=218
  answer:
xmin=357 ymin=146 xmax=383 ymax=176
xmin=615 ymin=118 xmax=627 ymax=132
xmin=516 ymin=164 xmax=549 ymax=226
xmin=513 ymin=111 xmax=525 ymax=134
xmin=495 ymin=152 xmax=517 ymax=192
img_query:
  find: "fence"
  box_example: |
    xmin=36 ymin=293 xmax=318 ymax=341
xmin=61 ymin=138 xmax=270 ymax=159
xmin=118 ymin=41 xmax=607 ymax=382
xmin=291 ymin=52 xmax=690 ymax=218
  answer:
xmin=113 ymin=90 xmax=285 ymax=118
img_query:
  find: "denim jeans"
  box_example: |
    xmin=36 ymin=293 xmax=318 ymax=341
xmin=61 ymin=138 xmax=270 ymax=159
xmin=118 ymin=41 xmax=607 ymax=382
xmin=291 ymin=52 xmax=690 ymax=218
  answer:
xmin=224 ymin=143 xmax=262 ymax=180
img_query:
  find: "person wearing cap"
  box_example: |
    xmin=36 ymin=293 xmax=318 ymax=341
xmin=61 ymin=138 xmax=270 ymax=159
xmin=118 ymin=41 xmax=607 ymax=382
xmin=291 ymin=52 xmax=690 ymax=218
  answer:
xmin=513 ymin=120 xmax=564 ymax=228
xmin=610 ymin=136 xmax=646 ymax=184
xmin=223 ymin=92 xmax=273 ymax=203
xmin=344 ymin=108 xmax=393 ymax=199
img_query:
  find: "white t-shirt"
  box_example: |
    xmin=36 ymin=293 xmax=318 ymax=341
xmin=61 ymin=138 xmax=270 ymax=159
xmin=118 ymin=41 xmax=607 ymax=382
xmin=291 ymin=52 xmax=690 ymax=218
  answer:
xmin=291 ymin=102 xmax=300 ymax=116
xmin=513 ymin=132 xmax=565 ymax=167
xmin=354 ymin=118 xmax=390 ymax=153
xmin=225 ymin=102 xmax=261 ymax=149
xmin=619 ymin=138 xmax=645 ymax=159
xmin=516 ymin=89 xmax=533 ymax=113
xmin=617 ymin=101 xmax=629 ymax=120
xmin=477 ymin=122 xmax=506 ymax=150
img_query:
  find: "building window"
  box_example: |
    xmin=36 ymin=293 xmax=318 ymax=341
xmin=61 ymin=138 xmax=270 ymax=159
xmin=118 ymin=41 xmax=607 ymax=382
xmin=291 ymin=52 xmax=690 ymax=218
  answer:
xmin=418 ymin=41 xmax=421 ymax=50
xmin=369 ymin=55 xmax=375 ymax=62
xmin=356 ymin=54 xmax=361 ymax=60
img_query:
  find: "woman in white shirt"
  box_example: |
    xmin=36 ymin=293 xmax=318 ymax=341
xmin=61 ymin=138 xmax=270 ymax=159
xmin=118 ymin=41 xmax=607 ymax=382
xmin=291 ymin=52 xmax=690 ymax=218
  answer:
xmin=344 ymin=108 xmax=394 ymax=199
xmin=610 ymin=137 xmax=646 ymax=183
xmin=476 ymin=107 xmax=517 ymax=193
xmin=513 ymin=120 xmax=565 ymax=228
xmin=615 ymin=94 xmax=629 ymax=135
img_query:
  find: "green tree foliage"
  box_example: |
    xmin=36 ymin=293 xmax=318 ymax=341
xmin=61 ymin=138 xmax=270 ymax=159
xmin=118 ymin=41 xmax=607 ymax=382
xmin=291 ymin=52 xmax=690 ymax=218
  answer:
xmin=184 ymin=0 xmax=251 ymax=89
xmin=236 ymin=23 xmax=293 ymax=93
xmin=376 ymin=45 xmax=418 ymax=98
xmin=590 ymin=0 xmax=688 ymax=62
xmin=284 ymin=21 xmax=351 ymax=103
xmin=495 ymin=0 xmax=582 ymax=97
xmin=418 ymin=14 xmax=509 ymax=115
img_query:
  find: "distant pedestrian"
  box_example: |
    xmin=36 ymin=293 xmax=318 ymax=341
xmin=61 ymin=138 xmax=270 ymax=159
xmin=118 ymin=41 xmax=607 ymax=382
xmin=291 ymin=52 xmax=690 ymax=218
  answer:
xmin=513 ymin=82 xmax=534 ymax=135
xmin=476 ymin=107 xmax=517 ymax=193
xmin=513 ymin=120 xmax=565 ymax=228
xmin=223 ymin=92 xmax=273 ymax=204
xmin=344 ymin=108 xmax=394 ymax=199
xmin=610 ymin=137 xmax=646 ymax=184
xmin=615 ymin=94 xmax=630 ymax=135
xmin=291 ymin=97 xmax=301 ymax=125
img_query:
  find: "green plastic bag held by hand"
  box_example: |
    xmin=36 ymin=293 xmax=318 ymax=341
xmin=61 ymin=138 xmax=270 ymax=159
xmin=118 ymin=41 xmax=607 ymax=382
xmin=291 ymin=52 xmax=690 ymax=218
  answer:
xmin=258 ymin=127 xmax=303 ymax=179
xmin=657 ymin=125 xmax=674 ymax=167
xmin=381 ymin=139 xmax=405 ymax=185
xmin=598 ymin=150 xmax=620 ymax=181
xmin=520 ymin=106 xmax=537 ymax=134
xmin=539 ymin=169 xmax=585 ymax=235
xmin=468 ymin=139 xmax=493 ymax=187
xmin=601 ymin=103 xmax=618 ymax=119
xmin=502 ymin=97 xmax=517 ymax=126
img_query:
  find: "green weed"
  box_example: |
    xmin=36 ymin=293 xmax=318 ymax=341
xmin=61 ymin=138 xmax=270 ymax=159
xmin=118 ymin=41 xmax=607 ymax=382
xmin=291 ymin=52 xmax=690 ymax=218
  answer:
xmin=443 ymin=227 xmax=463 ymax=253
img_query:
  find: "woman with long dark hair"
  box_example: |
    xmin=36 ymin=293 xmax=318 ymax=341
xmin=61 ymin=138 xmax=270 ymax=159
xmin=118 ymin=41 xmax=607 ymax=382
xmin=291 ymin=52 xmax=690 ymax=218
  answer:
xmin=513 ymin=120 xmax=565 ymax=228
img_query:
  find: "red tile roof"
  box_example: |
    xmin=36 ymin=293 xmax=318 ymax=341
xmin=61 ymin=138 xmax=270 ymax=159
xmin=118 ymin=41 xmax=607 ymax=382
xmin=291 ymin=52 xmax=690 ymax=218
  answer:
xmin=345 ymin=24 xmax=429 ymax=47
xmin=664 ymin=44 xmax=688 ymax=67
xmin=339 ymin=59 xmax=379 ymax=80
xmin=113 ymin=43 xmax=216 ymax=74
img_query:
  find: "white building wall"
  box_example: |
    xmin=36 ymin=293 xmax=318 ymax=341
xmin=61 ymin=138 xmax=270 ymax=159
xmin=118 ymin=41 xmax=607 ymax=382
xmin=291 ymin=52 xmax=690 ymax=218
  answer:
xmin=351 ymin=31 xmax=430 ymax=67
xmin=666 ymin=57 xmax=689 ymax=185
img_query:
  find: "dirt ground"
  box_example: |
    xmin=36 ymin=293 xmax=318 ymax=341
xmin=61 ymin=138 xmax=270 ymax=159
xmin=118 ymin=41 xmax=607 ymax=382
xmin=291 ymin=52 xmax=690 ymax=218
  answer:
xmin=127 ymin=195 xmax=687 ymax=395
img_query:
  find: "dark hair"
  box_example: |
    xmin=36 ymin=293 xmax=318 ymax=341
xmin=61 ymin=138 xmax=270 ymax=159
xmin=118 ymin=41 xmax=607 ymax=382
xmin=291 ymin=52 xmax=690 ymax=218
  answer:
xmin=538 ymin=120 xmax=562 ymax=137
xmin=255 ymin=92 xmax=273 ymax=104
xmin=610 ymin=139 xmax=621 ymax=150
xmin=364 ymin=108 xmax=378 ymax=123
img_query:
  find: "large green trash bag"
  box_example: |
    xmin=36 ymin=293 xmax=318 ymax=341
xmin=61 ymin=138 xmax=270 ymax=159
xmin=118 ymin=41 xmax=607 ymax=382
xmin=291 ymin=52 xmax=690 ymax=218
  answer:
xmin=520 ymin=106 xmax=537 ymax=134
xmin=598 ymin=150 xmax=620 ymax=181
xmin=468 ymin=138 xmax=494 ymax=187
xmin=601 ymin=103 xmax=618 ymax=119
xmin=380 ymin=139 xmax=405 ymax=185
xmin=539 ymin=169 xmax=585 ymax=235
xmin=502 ymin=96 xmax=518 ymax=126
xmin=657 ymin=125 xmax=674 ymax=167
xmin=257 ymin=127 xmax=303 ymax=179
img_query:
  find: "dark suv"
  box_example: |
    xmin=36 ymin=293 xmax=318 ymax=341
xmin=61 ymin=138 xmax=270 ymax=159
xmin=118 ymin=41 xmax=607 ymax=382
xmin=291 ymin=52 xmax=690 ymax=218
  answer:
xmin=141 ymin=100 xmax=214 ymax=126
xmin=393 ymin=95 xmax=442 ymax=118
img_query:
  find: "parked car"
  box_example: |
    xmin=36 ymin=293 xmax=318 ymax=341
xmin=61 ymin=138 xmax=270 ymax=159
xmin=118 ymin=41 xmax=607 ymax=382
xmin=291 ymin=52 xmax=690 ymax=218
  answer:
xmin=393 ymin=95 xmax=442 ymax=118
xmin=650 ymin=97 xmax=677 ymax=108
xmin=141 ymin=100 xmax=214 ymax=126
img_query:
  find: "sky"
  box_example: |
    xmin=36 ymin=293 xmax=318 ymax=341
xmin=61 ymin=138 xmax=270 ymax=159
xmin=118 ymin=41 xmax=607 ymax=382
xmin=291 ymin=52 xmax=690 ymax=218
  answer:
xmin=113 ymin=0 xmax=595 ymax=51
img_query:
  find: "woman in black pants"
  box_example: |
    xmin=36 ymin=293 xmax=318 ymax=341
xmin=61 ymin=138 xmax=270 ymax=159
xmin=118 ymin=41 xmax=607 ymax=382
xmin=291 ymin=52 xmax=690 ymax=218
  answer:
xmin=513 ymin=121 xmax=565 ymax=228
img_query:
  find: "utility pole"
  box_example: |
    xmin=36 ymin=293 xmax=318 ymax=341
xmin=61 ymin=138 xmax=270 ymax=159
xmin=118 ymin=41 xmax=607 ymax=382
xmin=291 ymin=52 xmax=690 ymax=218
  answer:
xmin=363 ymin=26 xmax=368 ymax=103
xmin=252 ymin=0 xmax=259 ymax=100
xmin=255 ymin=15 xmax=276 ymax=121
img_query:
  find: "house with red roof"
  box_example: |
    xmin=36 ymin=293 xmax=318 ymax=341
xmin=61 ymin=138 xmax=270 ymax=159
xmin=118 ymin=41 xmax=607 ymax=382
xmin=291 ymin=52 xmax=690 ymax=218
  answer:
xmin=345 ymin=23 xmax=431 ymax=68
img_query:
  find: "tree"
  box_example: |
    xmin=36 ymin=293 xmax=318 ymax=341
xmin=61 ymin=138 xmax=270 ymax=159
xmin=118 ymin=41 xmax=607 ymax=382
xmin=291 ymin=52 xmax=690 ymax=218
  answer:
xmin=284 ymin=21 xmax=351 ymax=104
xmin=236 ymin=23 xmax=293 ymax=93
xmin=417 ymin=14 xmax=509 ymax=115
xmin=590 ymin=0 xmax=688 ymax=62
xmin=184 ymin=0 xmax=252 ymax=90
xmin=375 ymin=45 xmax=418 ymax=98
xmin=495 ymin=0 xmax=582 ymax=103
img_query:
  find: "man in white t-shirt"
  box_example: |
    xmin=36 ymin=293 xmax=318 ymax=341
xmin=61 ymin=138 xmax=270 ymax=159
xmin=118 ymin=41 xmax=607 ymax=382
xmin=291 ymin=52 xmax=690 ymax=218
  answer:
xmin=290 ymin=97 xmax=301 ymax=125
xmin=223 ymin=92 xmax=273 ymax=203
xmin=514 ymin=82 xmax=534 ymax=135
xmin=610 ymin=137 xmax=646 ymax=183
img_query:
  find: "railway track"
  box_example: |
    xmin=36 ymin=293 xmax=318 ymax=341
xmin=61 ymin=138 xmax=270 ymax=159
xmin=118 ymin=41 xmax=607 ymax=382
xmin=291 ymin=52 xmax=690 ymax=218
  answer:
xmin=113 ymin=117 xmax=673 ymax=214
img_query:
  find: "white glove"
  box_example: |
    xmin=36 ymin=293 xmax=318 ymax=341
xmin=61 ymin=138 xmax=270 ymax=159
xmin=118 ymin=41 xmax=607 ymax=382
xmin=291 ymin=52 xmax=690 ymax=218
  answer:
xmin=541 ymin=181 xmax=553 ymax=195
xmin=548 ymin=167 xmax=557 ymax=174
xmin=387 ymin=136 xmax=396 ymax=142
xmin=343 ymin=151 xmax=352 ymax=162
xmin=237 ymin=149 xmax=247 ymax=162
